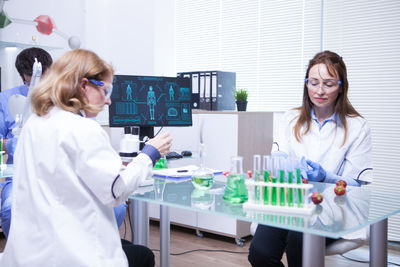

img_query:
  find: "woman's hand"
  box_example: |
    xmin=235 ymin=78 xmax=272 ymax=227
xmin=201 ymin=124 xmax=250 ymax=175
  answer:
xmin=146 ymin=132 xmax=172 ymax=156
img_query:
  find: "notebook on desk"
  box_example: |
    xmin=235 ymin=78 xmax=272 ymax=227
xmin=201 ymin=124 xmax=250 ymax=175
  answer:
xmin=153 ymin=165 xmax=223 ymax=180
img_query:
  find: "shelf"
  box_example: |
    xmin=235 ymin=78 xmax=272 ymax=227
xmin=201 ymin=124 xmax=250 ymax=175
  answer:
xmin=0 ymin=41 xmax=64 ymax=51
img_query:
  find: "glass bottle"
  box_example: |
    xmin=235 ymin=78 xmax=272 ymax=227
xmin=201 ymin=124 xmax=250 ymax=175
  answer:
xmin=191 ymin=144 xmax=214 ymax=190
xmin=223 ymin=156 xmax=248 ymax=204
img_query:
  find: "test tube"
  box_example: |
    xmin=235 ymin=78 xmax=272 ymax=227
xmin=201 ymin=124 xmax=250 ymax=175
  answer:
xmin=270 ymin=156 xmax=280 ymax=206
xmin=277 ymin=157 xmax=286 ymax=207
xmin=253 ymin=155 xmax=261 ymax=204
xmin=293 ymin=158 xmax=303 ymax=208
xmin=286 ymin=158 xmax=294 ymax=207
xmin=262 ymin=155 xmax=271 ymax=205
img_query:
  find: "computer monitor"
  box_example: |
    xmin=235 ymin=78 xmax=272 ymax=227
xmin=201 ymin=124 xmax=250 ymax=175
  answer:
xmin=109 ymin=75 xmax=192 ymax=139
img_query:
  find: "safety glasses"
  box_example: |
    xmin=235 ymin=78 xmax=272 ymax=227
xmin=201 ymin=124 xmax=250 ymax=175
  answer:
xmin=88 ymin=79 xmax=113 ymax=99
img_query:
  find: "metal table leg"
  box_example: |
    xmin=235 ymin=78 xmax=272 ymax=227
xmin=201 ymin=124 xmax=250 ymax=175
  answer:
xmin=370 ymin=218 xmax=387 ymax=267
xmin=160 ymin=205 xmax=170 ymax=267
xmin=303 ymin=233 xmax=325 ymax=267
xmin=130 ymin=199 xmax=149 ymax=246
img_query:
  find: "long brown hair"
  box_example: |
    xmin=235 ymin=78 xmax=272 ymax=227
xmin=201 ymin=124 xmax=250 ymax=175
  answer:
xmin=32 ymin=49 xmax=114 ymax=116
xmin=293 ymin=50 xmax=361 ymax=145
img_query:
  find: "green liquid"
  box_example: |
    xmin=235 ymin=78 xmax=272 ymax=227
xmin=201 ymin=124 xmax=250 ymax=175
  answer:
xmin=191 ymin=174 xmax=214 ymax=190
xmin=254 ymin=171 xmax=260 ymax=202
xmin=263 ymin=170 xmax=270 ymax=205
xmin=287 ymin=171 xmax=294 ymax=207
xmin=279 ymin=170 xmax=285 ymax=206
xmin=223 ymin=174 xmax=248 ymax=204
xmin=295 ymin=168 xmax=303 ymax=208
xmin=153 ymin=158 xmax=168 ymax=170
xmin=271 ymin=177 xmax=277 ymax=206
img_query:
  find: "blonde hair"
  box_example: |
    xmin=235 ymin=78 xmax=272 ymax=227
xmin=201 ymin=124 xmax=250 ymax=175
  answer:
xmin=32 ymin=49 xmax=114 ymax=116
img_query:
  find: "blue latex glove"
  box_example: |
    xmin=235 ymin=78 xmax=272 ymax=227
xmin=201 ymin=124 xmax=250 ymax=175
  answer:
xmin=305 ymin=159 xmax=326 ymax=182
xmin=299 ymin=156 xmax=309 ymax=179
xmin=6 ymin=137 xmax=18 ymax=157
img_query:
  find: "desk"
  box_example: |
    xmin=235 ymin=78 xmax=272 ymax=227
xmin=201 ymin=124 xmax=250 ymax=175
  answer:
xmin=129 ymin=177 xmax=400 ymax=267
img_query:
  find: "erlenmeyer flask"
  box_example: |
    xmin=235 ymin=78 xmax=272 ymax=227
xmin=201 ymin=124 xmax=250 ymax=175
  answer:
xmin=191 ymin=144 xmax=214 ymax=190
xmin=223 ymin=156 xmax=248 ymax=204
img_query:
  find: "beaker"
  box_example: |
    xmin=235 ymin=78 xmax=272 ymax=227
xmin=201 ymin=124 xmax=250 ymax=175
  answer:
xmin=191 ymin=143 xmax=214 ymax=190
xmin=154 ymin=156 xmax=168 ymax=170
xmin=223 ymin=156 xmax=248 ymax=204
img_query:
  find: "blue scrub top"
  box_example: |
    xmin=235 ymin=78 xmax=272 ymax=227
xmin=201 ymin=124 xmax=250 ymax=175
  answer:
xmin=0 ymin=84 xmax=28 ymax=164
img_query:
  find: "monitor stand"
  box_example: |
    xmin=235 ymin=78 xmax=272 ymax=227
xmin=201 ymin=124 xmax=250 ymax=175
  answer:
xmin=139 ymin=126 xmax=154 ymax=150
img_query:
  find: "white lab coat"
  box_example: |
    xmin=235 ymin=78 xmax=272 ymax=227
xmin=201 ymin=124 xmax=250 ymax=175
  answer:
xmin=0 ymin=107 xmax=153 ymax=267
xmin=274 ymin=109 xmax=373 ymax=239
xmin=274 ymin=109 xmax=373 ymax=183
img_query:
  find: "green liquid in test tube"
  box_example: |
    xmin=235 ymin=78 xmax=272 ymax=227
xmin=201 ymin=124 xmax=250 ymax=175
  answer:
xmin=279 ymin=170 xmax=285 ymax=206
xmin=287 ymin=171 xmax=294 ymax=207
xmin=263 ymin=170 xmax=269 ymax=205
xmin=271 ymin=177 xmax=277 ymax=205
xmin=295 ymin=168 xmax=303 ymax=208
xmin=253 ymin=155 xmax=261 ymax=204
xmin=254 ymin=170 xmax=260 ymax=202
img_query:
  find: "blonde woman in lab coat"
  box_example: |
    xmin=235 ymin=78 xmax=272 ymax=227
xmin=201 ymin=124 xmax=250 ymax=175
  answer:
xmin=0 ymin=49 xmax=172 ymax=267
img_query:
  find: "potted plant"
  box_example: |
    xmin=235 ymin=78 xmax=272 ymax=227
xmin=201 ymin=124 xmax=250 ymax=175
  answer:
xmin=234 ymin=88 xmax=248 ymax=111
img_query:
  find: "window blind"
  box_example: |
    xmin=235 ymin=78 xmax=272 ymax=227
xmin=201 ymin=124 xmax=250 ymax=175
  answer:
xmin=323 ymin=0 xmax=400 ymax=242
xmin=175 ymin=0 xmax=321 ymax=112
xmin=175 ymin=0 xmax=400 ymax=241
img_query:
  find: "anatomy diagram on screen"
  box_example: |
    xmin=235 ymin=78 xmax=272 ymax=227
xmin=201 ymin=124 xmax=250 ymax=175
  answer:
xmin=110 ymin=76 xmax=191 ymax=126
xmin=147 ymin=86 xmax=156 ymax=120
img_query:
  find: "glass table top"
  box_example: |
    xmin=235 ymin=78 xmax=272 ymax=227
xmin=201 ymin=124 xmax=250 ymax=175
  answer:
xmin=130 ymin=175 xmax=400 ymax=239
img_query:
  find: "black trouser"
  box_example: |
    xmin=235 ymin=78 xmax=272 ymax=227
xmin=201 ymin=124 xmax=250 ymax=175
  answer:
xmin=121 ymin=239 xmax=155 ymax=267
xmin=248 ymin=225 xmax=338 ymax=267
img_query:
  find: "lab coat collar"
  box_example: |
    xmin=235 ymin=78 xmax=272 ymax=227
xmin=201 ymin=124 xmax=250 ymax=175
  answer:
xmin=311 ymin=108 xmax=338 ymax=129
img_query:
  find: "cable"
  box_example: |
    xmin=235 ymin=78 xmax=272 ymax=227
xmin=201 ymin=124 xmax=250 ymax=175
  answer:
xmin=339 ymin=254 xmax=368 ymax=263
xmin=340 ymin=254 xmax=400 ymax=266
xmin=150 ymin=248 xmax=248 ymax=256
xmin=154 ymin=127 xmax=163 ymax=137
xmin=357 ymin=168 xmax=373 ymax=179
xmin=126 ymin=200 xmax=133 ymax=241
xmin=123 ymin=214 xmax=127 ymax=239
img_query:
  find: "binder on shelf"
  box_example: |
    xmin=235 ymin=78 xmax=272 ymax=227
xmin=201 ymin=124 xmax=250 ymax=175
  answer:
xmin=191 ymin=73 xmax=200 ymax=109
xmin=178 ymin=70 xmax=236 ymax=111
xmin=178 ymin=72 xmax=200 ymax=109
xmin=204 ymin=72 xmax=211 ymax=110
xmin=199 ymin=72 xmax=206 ymax=109
xmin=210 ymin=71 xmax=236 ymax=111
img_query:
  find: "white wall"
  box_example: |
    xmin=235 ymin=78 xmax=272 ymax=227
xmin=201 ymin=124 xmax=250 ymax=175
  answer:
xmin=84 ymin=0 xmax=174 ymax=77
xmin=83 ymin=0 xmax=176 ymax=135
xmin=0 ymin=0 xmax=85 ymax=90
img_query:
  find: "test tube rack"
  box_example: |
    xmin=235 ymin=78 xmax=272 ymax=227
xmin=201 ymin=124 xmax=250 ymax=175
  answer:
xmin=243 ymin=180 xmax=314 ymax=215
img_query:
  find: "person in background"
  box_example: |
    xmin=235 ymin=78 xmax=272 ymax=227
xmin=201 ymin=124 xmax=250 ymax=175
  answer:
xmin=0 ymin=49 xmax=172 ymax=266
xmin=0 ymin=47 xmax=53 ymax=238
xmin=248 ymin=50 xmax=372 ymax=267
xmin=0 ymin=47 xmax=129 ymax=239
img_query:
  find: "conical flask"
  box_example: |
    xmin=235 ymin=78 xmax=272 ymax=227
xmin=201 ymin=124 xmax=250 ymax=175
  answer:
xmin=223 ymin=156 xmax=248 ymax=204
xmin=191 ymin=144 xmax=214 ymax=190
